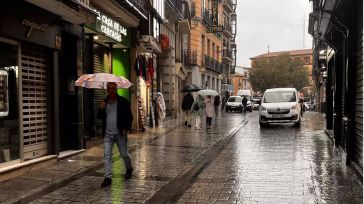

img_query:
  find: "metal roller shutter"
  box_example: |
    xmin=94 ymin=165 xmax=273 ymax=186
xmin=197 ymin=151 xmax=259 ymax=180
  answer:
xmin=93 ymin=43 xmax=110 ymax=136
xmin=353 ymin=25 xmax=363 ymax=171
xmin=21 ymin=44 xmax=49 ymax=160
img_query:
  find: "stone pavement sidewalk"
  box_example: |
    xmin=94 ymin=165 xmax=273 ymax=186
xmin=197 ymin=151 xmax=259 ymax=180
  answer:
xmin=0 ymin=118 xmax=183 ymax=204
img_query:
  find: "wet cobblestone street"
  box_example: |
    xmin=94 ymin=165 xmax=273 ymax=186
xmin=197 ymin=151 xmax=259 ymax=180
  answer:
xmin=29 ymin=111 xmax=362 ymax=204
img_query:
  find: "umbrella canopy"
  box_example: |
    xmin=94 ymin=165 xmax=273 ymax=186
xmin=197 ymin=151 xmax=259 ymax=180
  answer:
xmin=75 ymin=73 xmax=132 ymax=89
xmin=181 ymin=84 xmax=202 ymax=92
xmin=197 ymin=89 xmax=219 ymax=96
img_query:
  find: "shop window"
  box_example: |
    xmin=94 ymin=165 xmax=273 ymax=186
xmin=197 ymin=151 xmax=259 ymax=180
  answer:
xmin=0 ymin=41 xmax=19 ymax=163
xmin=153 ymin=18 xmax=160 ymax=42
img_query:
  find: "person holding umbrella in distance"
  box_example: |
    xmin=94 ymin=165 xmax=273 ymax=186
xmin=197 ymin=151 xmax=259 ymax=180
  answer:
xmin=181 ymin=84 xmax=202 ymax=127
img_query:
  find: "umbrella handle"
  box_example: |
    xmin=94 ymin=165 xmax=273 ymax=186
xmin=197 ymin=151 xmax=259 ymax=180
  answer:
xmin=103 ymin=82 xmax=105 ymax=95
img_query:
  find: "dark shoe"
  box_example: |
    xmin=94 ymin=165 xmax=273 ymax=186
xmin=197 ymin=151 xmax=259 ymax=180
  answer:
xmin=125 ymin=168 xmax=133 ymax=180
xmin=184 ymin=121 xmax=188 ymax=126
xmin=101 ymin=178 xmax=111 ymax=187
xmin=187 ymin=124 xmax=192 ymax=127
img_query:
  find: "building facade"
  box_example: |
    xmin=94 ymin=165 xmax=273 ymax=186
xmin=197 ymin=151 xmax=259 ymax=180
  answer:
xmin=0 ymin=0 xmax=96 ymax=173
xmin=308 ymin=0 xmax=363 ymax=180
xmin=232 ymin=66 xmax=252 ymax=95
xmin=186 ymin=0 xmax=237 ymax=101
xmin=158 ymin=0 xmax=191 ymax=118
xmin=0 ymin=0 xmax=149 ymax=177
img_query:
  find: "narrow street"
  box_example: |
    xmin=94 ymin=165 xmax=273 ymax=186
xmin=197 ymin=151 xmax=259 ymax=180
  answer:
xmin=27 ymin=111 xmax=362 ymax=204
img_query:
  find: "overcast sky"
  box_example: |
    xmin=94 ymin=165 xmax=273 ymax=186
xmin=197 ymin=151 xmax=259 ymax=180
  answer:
xmin=235 ymin=0 xmax=313 ymax=67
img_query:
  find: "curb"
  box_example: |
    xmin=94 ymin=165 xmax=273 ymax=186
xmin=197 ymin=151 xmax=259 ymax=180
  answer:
xmin=145 ymin=116 xmax=252 ymax=204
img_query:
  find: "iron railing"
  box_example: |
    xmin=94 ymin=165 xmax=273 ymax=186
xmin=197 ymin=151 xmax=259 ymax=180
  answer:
xmin=182 ymin=50 xmax=198 ymax=66
xmin=204 ymin=55 xmax=222 ymax=73
xmin=202 ymin=8 xmax=212 ymax=25
xmin=166 ymin=0 xmax=183 ymax=17
xmin=223 ymin=49 xmax=233 ymax=59
xmin=117 ymin=0 xmax=148 ymax=18
xmin=223 ymin=22 xmax=232 ymax=34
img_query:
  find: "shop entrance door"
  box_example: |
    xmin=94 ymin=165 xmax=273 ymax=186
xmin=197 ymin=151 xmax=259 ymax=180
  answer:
xmin=59 ymin=32 xmax=79 ymax=151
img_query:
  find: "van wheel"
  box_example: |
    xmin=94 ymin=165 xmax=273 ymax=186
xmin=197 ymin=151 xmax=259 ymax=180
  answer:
xmin=294 ymin=118 xmax=301 ymax=127
xmin=225 ymin=108 xmax=229 ymax=112
xmin=260 ymin=122 xmax=269 ymax=128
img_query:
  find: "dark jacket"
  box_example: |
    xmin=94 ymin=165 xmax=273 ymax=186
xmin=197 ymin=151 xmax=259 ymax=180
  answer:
xmin=97 ymin=95 xmax=133 ymax=136
xmin=182 ymin=93 xmax=194 ymax=110
xmin=214 ymin=95 xmax=220 ymax=106
xmin=242 ymin=96 xmax=248 ymax=106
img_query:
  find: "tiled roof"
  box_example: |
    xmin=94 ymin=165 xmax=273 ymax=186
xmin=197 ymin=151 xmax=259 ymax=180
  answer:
xmin=250 ymin=49 xmax=313 ymax=59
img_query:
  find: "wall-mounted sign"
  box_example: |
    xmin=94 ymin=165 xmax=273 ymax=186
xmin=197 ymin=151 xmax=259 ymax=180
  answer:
xmin=88 ymin=9 xmax=128 ymax=43
xmin=207 ymin=0 xmax=223 ymax=33
xmin=22 ymin=19 xmax=49 ymax=37
xmin=96 ymin=14 xmax=127 ymax=42
xmin=212 ymin=0 xmax=219 ymax=26
xmin=207 ymin=26 xmax=223 ymax=33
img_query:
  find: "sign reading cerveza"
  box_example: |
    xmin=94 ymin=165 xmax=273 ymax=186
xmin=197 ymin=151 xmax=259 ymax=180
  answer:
xmin=96 ymin=13 xmax=127 ymax=42
xmin=207 ymin=0 xmax=223 ymax=33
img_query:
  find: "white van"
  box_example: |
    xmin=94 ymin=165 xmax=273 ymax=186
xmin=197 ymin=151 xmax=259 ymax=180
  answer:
xmin=259 ymin=88 xmax=302 ymax=127
xmin=237 ymin=89 xmax=252 ymax=97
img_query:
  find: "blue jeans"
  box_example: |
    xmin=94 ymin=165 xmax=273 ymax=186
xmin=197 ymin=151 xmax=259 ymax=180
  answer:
xmin=104 ymin=132 xmax=132 ymax=178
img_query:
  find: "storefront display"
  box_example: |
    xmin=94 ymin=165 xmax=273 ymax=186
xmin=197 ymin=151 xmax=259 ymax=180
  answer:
xmin=0 ymin=41 xmax=19 ymax=163
xmin=0 ymin=71 xmax=8 ymax=117
xmin=135 ymin=53 xmax=157 ymax=128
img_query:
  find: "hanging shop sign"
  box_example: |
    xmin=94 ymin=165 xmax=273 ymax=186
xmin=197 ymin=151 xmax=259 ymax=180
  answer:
xmin=98 ymin=14 xmax=127 ymax=42
xmin=89 ymin=9 xmax=128 ymax=43
xmin=207 ymin=0 xmax=223 ymax=33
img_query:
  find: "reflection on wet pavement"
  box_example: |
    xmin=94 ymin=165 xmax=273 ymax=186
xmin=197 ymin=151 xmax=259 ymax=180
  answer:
xmin=178 ymin=112 xmax=362 ymax=203
xmin=29 ymin=112 xmax=362 ymax=204
xmin=30 ymin=112 xmax=248 ymax=204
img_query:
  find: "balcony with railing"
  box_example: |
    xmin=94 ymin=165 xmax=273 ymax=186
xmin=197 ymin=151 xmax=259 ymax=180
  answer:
xmin=222 ymin=0 xmax=234 ymax=12
xmin=222 ymin=49 xmax=233 ymax=62
xmin=118 ymin=0 xmax=148 ymax=20
xmin=223 ymin=22 xmax=233 ymax=37
xmin=166 ymin=0 xmax=184 ymax=20
xmin=204 ymin=55 xmax=222 ymax=73
xmin=180 ymin=50 xmax=198 ymax=66
xmin=202 ymin=9 xmax=213 ymax=25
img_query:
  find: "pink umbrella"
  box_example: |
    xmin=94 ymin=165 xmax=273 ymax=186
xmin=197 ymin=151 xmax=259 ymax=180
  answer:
xmin=75 ymin=73 xmax=132 ymax=89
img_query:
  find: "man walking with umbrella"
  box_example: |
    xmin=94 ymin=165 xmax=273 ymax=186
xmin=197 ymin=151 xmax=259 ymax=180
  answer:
xmin=97 ymin=82 xmax=133 ymax=187
xmin=182 ymin=92 xmax=194 ymax=127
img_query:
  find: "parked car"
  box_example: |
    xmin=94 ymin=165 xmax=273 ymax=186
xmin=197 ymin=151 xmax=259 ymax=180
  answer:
xmin=259 ymin=88 xmax=302 ymax=128
xmin=237 ymin=89 xmax=252 ymax=97
xmin=304 ymin=102 xmax=310 ymax=110
xmin=225 ymin=96 xmax=243 ymax=112
xmin=252 ymin=98 xmax=262 ymax=110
